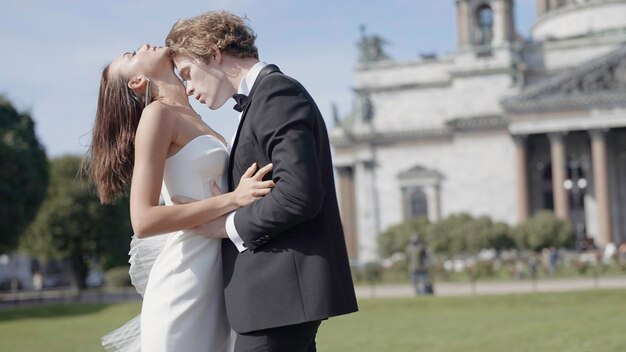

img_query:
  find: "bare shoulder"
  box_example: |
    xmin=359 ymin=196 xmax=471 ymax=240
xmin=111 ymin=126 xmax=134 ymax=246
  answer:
xmin=138 ymin=101 xmax=175 ymax=129
xmin=136 ymin=101 xmax=177 ymax=140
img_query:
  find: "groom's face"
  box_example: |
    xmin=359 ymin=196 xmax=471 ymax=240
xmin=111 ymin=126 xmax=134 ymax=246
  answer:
xmin=173 ymin=54 xmax=233 ymax=110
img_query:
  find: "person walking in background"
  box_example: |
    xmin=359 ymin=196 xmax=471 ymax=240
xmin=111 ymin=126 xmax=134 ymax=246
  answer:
xmin=406 ymin=234 xmax=432 ymax=295
xmin=548 ymin=246 xmax=558 ymax=274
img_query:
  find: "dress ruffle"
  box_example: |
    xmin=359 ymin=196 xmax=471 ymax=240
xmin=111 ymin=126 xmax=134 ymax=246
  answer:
xmin=101 ymin=234 xmax=169 ymax=351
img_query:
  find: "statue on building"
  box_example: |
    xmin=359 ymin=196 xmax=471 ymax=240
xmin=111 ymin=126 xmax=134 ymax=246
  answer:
xmin=357 ymin=25 xmax=390 ymax=63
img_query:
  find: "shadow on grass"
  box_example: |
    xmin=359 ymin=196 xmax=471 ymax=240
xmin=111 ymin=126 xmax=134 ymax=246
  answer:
xmin=0 ymin=303 xmax=111 ymax=322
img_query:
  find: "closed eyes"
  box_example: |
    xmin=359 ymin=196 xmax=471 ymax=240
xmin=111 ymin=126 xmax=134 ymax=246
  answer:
xmin=175 ymin=67 xmax=188 ymax=86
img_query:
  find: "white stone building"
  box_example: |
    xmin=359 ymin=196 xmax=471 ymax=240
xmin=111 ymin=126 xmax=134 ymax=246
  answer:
xmin=331 ymin=0 xmax=626 ymax=263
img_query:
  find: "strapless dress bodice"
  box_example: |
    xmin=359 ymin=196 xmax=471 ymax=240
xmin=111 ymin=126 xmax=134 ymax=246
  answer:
xmin=161 ymin=135 xmax=229 ymax=205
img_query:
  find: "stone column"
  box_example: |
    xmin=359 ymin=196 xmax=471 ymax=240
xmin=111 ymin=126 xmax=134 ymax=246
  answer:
xmin=536 ymin=0 xmax=548 ymax=15
xmin=549 ymin=133 xmax=570 ymax=219
xmin=491 ymin=0 xmax=504 ymax=46
xmin=428 ymin=185 xmax=442 ymax=222
xmin=354 ymin=159 xmax=378 ymax=263
xmin=336 ymin=167 xmax=359 ymax=260
xmin=504 ymin=0 xmax=516 ymax=44
xmin=590 ymin=129 xmax=613 ymax=246
xmin=513 ymin=135 xmax=530 ymax=222
xmin=492 ymin=0 xmax=515 ymax=45
xmin=456 ymin=0 xmax=470 ymax=49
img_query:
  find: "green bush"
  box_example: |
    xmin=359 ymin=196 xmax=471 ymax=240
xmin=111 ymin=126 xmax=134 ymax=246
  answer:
xmin=378 ymin=217 xmax=429 ymax=258
xmin=572 ymin=260 xmax=589 ymax=275
xmin=465 ymin=260 xmax=496 ymax=280
xmin=388 ymin=258 xmax=408 ymax=272
xmin=105 ymin=266 xmax=132 ymax=287
xmin=490 ymin=221 xmax=516 ymax=251
xmin=350 ymin=266 xmax=364 ymax=283
xmin=513 ymin=210 xmax=574 ymax=251
xmin=429 ymin=259 xmax=450 ymax=281
xmin=425 ymin=214 xmax=470 ymax=255
xmin=424 ymin=213 xmax=514 ymax=256
xmin=362 ymin=262 xmax=384 ymax=283
xmin=475 ymin=260 xmax=496 ymax=278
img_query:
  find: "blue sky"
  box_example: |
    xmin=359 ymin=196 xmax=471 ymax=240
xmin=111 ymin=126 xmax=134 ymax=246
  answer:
xmin=0 ymin=0 xmax=536 ymax=156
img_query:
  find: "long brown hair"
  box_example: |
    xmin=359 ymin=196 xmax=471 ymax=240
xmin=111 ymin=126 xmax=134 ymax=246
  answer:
xmin=88 ymin=65 xmax=148 ymax=204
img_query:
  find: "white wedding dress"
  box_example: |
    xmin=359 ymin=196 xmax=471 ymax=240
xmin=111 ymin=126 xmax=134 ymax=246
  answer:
xmin=102 ymin=135 xmax=236 ymax=352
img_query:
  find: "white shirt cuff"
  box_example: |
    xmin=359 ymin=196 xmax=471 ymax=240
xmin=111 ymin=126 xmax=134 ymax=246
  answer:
xmin=226 ymin=211 xmax=247 ymax=252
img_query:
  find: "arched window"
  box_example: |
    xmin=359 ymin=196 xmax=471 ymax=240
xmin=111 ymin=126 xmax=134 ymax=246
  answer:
xmin=398 ymin=165 xmax=443 ymax=222
xmin=404 ymin=187 xmax=428 ymax=219
xmin=475 ymin=4 xmax=494 ymax=46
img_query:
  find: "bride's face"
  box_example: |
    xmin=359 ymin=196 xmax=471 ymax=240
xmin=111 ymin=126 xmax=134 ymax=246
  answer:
xmin=110 ymin=44 xmax=171 ymax=80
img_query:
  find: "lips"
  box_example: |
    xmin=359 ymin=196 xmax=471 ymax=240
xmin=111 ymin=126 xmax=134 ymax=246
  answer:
xmin=195 ymin=94 xmax=205 ymax=104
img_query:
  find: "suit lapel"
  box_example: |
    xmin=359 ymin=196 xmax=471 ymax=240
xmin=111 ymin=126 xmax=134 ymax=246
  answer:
xmin=228 ymin=64 xmax=281 ymax=191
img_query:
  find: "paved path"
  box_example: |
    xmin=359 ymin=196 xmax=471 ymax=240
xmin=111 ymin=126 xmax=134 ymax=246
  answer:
xmin=0 ymin=289 xmax=140 ymax=308
xmin=355 ymin=275 xmax=626 ymax=298
xmin=3 ymin=276 xmax=626 ymax=307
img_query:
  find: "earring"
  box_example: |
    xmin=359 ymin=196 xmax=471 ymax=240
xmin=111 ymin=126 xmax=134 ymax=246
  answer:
xmin=145 ymin=79 xmax=151 ymax=108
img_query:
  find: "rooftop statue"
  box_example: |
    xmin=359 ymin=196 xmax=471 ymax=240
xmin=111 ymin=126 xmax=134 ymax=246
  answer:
xmin=357 ymin=25 xmax=390 ymax=63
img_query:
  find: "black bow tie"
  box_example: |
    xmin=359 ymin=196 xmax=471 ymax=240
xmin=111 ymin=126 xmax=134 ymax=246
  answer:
xmin=232 ymin=93 xmax=249 ymax=112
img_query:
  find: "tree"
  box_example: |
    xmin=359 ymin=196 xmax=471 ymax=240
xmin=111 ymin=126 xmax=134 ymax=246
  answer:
xmin=489 ymin=221 xmax=516 ymax=251
xmin=378 ymin=217 xmax=429 ymax=258
xmin=425 ymin=213 xmax=473 ymax=256
xmin=425 ymin=213 xmax=515 ymax=257
xmin=513 ymin=210 xmax=574 ymax=252
xmin=20 ymin=156 xmax=132 ymax=289
xmin=0 ymin=96 xmax=48 ymax=253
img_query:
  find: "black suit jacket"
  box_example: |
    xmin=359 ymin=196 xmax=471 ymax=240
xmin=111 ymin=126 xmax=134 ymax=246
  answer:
xmin=222 ymin=64 xmax=358 ymax=333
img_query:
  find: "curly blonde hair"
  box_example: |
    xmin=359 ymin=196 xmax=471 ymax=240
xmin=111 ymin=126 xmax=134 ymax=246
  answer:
xmin=166 ymin=11 xmax=258 ymax=62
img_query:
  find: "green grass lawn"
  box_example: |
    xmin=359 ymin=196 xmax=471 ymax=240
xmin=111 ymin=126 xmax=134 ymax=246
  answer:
xmin=1 ymin=289 xmax=624 ymax=352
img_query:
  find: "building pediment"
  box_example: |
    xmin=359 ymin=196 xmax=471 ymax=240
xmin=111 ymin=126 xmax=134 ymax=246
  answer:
xmin=398 ymin=165 xmax=443 ymax=181
xmin=502 ymin=45 xmax=626 ymax=113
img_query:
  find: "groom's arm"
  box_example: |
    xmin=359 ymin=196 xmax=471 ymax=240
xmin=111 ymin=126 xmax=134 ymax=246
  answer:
xmin=229 ymin=74 xmax=325 ymax=251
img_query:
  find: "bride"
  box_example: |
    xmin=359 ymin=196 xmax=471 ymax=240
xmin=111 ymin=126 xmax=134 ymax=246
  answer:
xmin=89 ymin=43 xmax=273 ymax=351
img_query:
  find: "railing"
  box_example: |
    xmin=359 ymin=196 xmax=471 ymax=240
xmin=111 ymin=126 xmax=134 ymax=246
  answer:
xmin=0 ymin=287 xmax=140 ymax=308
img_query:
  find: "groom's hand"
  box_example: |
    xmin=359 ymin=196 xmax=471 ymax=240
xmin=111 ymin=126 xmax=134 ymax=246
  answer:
xmin=192 ymin=215 xmax=228 ymax=239
xmin=171 ymin=181 xmax=223 ymax=203
xmin=171 ymin=194 xmax=228 ymax=239
xmin=171 ymin=195 xmax=200 ymax=205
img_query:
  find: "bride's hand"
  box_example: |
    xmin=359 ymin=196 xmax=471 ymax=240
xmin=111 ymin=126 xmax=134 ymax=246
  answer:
xmin=232 ymin=162 xmax=275 ymax=207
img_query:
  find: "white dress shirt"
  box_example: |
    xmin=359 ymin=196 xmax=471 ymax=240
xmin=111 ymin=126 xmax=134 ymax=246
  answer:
xmin=225 ymin=61 xmax=269 ymax=252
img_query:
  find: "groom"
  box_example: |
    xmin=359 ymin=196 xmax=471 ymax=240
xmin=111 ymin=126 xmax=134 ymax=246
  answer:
xmin=166 ymin=11 xmax=358 ymax=351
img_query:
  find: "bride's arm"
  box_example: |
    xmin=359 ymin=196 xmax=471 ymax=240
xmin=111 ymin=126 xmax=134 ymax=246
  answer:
xmin=129 ymin=105 xmax=272 ymax=238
